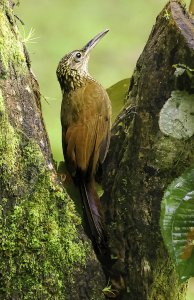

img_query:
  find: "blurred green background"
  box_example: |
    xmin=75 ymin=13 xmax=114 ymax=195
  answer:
xmin=16 ymin=0 xmax=191 ymax=162
xmin=16 ymin=1 xmax=193 ymax=298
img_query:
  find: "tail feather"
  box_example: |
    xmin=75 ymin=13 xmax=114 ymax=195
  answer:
xmin=79 ymin=179 xmax=104 ymax=244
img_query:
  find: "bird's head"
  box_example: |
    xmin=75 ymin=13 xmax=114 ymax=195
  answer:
xmin=56 ymin=29 xmax=109 ymax=91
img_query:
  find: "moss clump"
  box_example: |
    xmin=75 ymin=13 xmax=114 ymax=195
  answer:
xmin=0 ymin=89 xmax=87 ymax=299
xmin=148 ymin=255 xmax=187 ymax=300
xmin=0 ymin=8 xmax=26 ymax=76
xmin=151 ymin=136 xmax=181 ymax=170
xmin=1 ymin=172 xmax=86 ymax=299
xmin=0 ymin=90 xmax=21 ymax=188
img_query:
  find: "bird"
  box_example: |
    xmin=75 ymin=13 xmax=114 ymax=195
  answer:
xmin=56 ymin=29 xmax=112 ymax=249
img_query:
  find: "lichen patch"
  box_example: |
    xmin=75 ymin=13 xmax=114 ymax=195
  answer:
xmin=159 ymin=90 xmax=194 ymax=140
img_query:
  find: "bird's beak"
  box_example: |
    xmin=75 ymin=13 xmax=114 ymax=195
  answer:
xmin=83 ymin=29 xmax=109 ymax=55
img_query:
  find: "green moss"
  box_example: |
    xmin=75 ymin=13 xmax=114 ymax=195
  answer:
xmin=0 ymin=89 xmax=4 ymax=111
xmin=0 ymin=9 xmax=26 ymax=75
xmin=0 ymin=90 xmax=88 ymax=299
xmin=0 ymin=5 xmax=98 ymax=298
xmin=0 ymin=90 xmax=21 ymax=183
xmin=148 ymin=256 xmax=187 ymax=300
xmin=151 ymin=136 xmax=180 ymax=170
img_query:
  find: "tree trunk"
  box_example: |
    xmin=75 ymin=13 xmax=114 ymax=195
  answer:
xmin=102 ymin=1 xmax=194 ymax=299
xmin=0 ymin=1 xmax=105 ymax=299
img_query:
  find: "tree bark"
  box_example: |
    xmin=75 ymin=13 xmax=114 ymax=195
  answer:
xmin=102 ymin=1 xmax=194 ymax=299
xmin=0 ymin=1 xmax=105 ymax=299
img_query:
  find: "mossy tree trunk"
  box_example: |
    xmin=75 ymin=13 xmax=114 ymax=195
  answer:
xmin=1 ymin=0 xmax=194 ymax=300
xmin=0 ymin=1 xmax=105 ymax=299
xmin=102 ymin=1 xmax=194 ymax=299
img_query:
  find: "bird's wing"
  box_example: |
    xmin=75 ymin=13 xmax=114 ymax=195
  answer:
xmin=62 ymin=81 xmax=111 ymax=177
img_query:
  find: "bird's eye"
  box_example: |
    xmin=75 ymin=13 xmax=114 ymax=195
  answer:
xmin=76 ymin=52 xmax=81 ymax=59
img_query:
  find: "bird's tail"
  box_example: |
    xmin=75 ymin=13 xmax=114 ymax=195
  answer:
xmin=79 ymin=178 xmax=105 ymax=248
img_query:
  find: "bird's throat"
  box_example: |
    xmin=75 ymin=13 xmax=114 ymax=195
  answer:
xmin=60 ymin=69 xmax=93 ymax=93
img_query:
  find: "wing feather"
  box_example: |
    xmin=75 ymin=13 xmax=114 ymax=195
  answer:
xmin=61 ymin=81 xmax=111 ymax=177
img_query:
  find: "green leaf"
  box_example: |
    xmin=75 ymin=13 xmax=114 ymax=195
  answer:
xmin=173 ymin=64 xmax=194 ymax=78
xmin=174 ymin=66 xmax=186 ymax=78
xmin=160 ymin=168 xmax=194 ymax=282
xmin=106 ymin=78 xmax=130 ymax=122
xmin=173 ymin=64 xmax=194 ymax=89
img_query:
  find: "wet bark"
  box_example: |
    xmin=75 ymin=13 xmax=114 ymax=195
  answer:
xmin=102 ymin=1 xmax=194 ymax=299
xmin=0 ymin=1 xmax=105 ymax=299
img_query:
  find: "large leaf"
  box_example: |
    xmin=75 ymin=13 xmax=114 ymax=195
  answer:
xmin=160 ymin=168 xmax=194 ymax=282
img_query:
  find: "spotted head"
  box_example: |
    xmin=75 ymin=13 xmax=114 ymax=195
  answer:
xmin=56 ymin=29 xmax=109 ymax=93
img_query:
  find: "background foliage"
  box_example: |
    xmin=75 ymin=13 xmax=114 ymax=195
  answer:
xmin=15 ymin=0 xmax=177 ymax=161
xmin=16 ymin=1 xmax=193 ymax=299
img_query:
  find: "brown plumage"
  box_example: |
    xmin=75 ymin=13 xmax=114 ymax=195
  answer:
xmin=56 ymin=30 xmax=111 ymax=246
